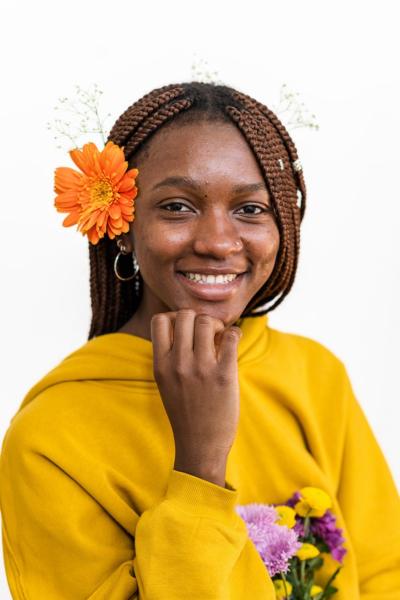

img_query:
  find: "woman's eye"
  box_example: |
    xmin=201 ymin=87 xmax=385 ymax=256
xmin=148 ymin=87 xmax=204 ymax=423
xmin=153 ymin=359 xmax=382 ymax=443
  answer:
xmin=237 ymin=204 xmax=268 ymax=215
xmin=161 ymin=202 xmax=192 ymax=213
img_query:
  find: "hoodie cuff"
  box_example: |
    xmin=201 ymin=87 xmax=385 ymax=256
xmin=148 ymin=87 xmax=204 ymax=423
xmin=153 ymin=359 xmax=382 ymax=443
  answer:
xmin=164 ymin=469 xmax=242 ymax=524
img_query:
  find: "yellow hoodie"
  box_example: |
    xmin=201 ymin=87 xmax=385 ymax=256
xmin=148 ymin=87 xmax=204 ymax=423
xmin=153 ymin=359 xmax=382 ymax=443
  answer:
xmin=0 ymin=314 xmax=399 ymax=599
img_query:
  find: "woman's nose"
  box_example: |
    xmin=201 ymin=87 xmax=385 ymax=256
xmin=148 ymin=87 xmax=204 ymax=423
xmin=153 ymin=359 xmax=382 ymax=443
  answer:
xmin=192 ymin=211 xmax=244 ymax=258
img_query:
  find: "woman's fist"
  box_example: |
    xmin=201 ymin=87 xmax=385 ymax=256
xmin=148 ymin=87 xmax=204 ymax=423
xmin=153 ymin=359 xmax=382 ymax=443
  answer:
xmin=150 ymin=309 xmax=242 ymax=486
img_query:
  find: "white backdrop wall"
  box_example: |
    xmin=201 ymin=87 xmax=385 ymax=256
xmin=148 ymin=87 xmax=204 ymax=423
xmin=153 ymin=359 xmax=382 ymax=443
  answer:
xmin=1 ymin=0 xmax=399 ymax=596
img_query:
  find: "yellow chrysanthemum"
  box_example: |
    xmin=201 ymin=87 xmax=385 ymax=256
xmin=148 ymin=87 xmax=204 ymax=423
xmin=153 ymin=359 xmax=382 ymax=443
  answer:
xmin=296 ymin=543 xmax=320 ymax=560
xmin=54 ymin=141 xmax=139 ymax=245
xmin=294 ymin=486 xmax=332 ymax=518
xmin=274 ymin=505 xmax=296 ymax=528
xmin=310 ymin=584 xmax=323 ymax=596
xmin=273 ymin=578 xmax=293 ymax=598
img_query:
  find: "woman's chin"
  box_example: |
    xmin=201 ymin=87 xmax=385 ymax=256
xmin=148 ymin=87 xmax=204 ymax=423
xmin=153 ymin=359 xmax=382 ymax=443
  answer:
xmin=172 ymin=302 xmax=244 ymax=327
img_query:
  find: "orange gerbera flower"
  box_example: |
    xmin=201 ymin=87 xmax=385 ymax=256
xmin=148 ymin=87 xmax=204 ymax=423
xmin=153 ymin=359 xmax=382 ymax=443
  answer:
xmin=54 ymin=141 xmax=139 ymax=245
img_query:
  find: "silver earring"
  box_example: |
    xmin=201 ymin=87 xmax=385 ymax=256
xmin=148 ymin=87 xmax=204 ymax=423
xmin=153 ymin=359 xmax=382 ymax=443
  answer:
xmin=114 ymin=241 xmax=140 ymax=286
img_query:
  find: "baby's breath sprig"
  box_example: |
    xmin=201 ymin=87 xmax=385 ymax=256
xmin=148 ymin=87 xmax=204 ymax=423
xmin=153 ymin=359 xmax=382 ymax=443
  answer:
xmin=46 ymin=83 xmax=112 ymax=151
xmin=189 ymin=58 xmax=319 ymax=134
xmin=273 ymin=83 xmax=320 ymax=131
xmin=47 ymin=78 xmax=319 ymax=153
xmin=190 ymin=55 xmax=224 ymax=85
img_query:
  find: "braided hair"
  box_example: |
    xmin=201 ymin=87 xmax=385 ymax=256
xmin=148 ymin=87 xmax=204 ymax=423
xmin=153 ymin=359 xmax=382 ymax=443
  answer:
xmin=88 ymin=82 xmax=307 ymax=340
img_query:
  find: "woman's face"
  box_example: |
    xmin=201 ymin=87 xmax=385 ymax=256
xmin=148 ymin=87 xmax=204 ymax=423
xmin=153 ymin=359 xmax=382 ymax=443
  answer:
xmin=121 ymin=120 xmax=280 ymax=330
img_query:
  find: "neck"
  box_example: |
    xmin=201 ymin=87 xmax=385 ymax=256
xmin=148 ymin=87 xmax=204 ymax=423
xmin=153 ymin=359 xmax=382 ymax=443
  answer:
xmin=116 ymin=306 xmax=152 ymax=341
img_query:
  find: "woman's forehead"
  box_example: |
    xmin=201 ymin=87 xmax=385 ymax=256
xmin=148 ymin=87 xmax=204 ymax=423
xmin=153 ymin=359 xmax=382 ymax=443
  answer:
xmin=136 ymin=120 xmax=265 ymax=185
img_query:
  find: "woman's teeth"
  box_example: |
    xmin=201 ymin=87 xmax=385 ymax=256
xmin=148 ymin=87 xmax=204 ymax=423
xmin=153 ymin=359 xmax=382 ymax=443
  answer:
xmin=182 ymin=272 xmax=238 ymax=284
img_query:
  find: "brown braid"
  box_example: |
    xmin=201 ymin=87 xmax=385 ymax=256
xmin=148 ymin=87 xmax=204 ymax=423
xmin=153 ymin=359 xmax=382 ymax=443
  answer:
xmin=87 ymin=82 xmax=307 ymax=340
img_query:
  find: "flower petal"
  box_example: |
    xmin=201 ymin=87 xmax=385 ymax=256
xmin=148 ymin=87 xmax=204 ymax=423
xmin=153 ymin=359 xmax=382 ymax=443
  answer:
xmin=54 ymin=190 xmax=81 ymax=210
xmin=126 ymin=167 xmax=139 ymax=179
xmin=108 ymin=203 xmax=121 ymax=219
xmin=82 ymin=209 xmax=103 ymax=232
xmin=101 ymin=142 xmax=125 ymax=175
xmin=121 ymin=220 xmax=131 ymax=233
xmin=87 ymin=227 xmax=100 ymax=244
xmin=110 ymin=161 xmax=129 ymax=184
xmin=54 ymin=167 xmax=83 ymax=193
xmin=118 ymin=176 xmax=136 ymax=193
xmin=97 ymin=209 xmax=108 ymax=229
xmin=120 ymin=205 xmax=134 ymax=218
xmin=69 ymin=143 xmax=100 ymax=177
xmin=62 ymin=211 xmax=80 ymax=227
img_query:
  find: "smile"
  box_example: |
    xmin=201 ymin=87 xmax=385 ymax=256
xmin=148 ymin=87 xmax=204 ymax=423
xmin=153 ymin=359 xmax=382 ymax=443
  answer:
xmin=176 ymin=271 xmax=246 ymax=301
xmin=182 ymin=272 xmax=238 ymax=284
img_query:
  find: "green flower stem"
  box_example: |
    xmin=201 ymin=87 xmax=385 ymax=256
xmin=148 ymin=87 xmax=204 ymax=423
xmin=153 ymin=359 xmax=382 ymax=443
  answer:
xmin=291 ymin=561 xmax=300 ymax=586
xmin=318 ymin=565 xmax=342 ymax=599
xmin=300 ymin=559 xmax=306 ymax=585
xmin=280 ymin=571 xmax=290 ymax=599
xmin=303 ymin=515 xmax=311 ymax=537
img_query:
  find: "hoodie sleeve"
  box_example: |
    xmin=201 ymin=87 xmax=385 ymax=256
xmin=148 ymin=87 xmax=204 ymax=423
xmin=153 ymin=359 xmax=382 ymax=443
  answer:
xmin=133 ymin=469 xmax=276 ymax=599
xmin=0 ymin=414 xmax=276 ymax=599
xmin=336 ymin=364 xmax=400 ymax=598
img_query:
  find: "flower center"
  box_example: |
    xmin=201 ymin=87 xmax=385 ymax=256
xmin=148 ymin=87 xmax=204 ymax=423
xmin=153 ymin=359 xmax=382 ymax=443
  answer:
xmin=90 ymin=179 xmax=114 ymax=207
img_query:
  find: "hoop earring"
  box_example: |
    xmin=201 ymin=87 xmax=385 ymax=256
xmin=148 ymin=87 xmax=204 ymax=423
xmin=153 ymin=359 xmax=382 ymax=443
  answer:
xmin=114 ymin=247 xmax=140 ymax=281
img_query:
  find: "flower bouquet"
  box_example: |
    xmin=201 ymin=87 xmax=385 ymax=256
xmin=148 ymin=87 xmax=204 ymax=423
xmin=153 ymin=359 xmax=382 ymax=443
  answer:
xmin=236 ymin=487 xmax=346 ymax=599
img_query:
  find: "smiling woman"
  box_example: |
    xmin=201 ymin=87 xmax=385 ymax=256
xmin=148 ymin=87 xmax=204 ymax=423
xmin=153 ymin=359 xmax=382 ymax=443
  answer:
xmin=0 ymin=82 xmax=399 ymax=600
xmin=87 ymin=82 xmax=306 ymax=338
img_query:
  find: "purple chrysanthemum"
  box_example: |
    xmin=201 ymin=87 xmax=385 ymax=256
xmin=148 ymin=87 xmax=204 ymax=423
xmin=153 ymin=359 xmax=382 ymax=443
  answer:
xmin=293 ymin=518 xmax=305 ymax=537
xmin=236 ymin=503 xmax=301 ymax=577
xmin=311 ymin=510 xmax=347 ymax=563
xmin=283 ymin=492 xmax=346 ymax=563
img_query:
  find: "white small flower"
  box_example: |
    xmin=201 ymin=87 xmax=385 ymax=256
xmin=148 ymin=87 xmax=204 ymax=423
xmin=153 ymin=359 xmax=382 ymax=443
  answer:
xmin=293 ymin=159 xmax=302 ymax=173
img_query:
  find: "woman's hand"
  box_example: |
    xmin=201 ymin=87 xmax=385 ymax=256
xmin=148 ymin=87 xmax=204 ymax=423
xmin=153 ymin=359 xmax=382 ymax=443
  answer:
xmin=150 ymin=308 xmax=242 ymax=487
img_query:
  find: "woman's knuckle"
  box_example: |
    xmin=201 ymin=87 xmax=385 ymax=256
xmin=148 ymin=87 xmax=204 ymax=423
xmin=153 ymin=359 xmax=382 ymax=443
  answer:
xmin=196 ymin=314 xmax=212 ymax=325
xmin=216 ymin=369 xmax=230 ymax=385
xmin=178 ymin=308 xmax=196 ymax=317
xmin=193 ymin=361 xmax=210 ymax=379
xmin=151 ymin=313 xmax=166 ymax=325
xmin=226 ymin=329 xmax=240 ymax=341
xmin=174 ymin=361 xmax=188 ymax=378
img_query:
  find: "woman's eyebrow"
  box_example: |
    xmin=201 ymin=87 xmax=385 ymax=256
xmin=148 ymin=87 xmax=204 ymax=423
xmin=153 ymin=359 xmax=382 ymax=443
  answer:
xmin=151 ymin=175 xmax=268 ymax=195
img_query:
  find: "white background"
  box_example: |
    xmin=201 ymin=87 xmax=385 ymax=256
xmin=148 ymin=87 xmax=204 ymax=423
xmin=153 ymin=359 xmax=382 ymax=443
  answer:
xmin=1 ymin=0 xmax=399 ymax=596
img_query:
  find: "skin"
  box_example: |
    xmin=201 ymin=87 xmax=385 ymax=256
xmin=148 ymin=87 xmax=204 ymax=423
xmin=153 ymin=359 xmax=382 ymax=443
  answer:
xmin=116 ymin=120 xmax=280 ymax=486
xmin=118 ymin=120 xmax=280 ymax=336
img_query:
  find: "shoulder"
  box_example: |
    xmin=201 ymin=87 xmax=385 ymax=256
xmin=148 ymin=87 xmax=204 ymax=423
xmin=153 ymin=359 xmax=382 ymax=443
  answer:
xmin=1 ymin=336 xmax=111 ymax=462
xmin=270 ymin=325 xmax=346 ymax=368
xmin=4 ymin=333 xmax=134 ymax=438
xmin=267 ymin=325 xmax=352 ymax=403
xmin=1 ymin=381 xmax=81 ymax=460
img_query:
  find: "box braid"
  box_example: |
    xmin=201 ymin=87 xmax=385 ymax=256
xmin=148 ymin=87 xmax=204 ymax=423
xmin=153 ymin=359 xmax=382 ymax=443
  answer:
xmin=88 ymin=82 xmax=307 ymax=339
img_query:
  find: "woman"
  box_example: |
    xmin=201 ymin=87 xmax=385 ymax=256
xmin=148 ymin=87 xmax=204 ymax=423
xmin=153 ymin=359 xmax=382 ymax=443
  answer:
xmin=0 ymin=82 xmax=399 ymax=599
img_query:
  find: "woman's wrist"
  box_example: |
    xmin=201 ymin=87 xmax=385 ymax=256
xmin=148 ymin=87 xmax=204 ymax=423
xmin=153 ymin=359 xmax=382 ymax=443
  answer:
xmin=174 ymin=457 xmax=228 ymax=488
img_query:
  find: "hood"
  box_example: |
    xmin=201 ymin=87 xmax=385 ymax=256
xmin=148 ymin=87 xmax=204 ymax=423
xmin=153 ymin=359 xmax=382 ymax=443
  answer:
xmin=15 ymin=313 xmax=270 ymax=417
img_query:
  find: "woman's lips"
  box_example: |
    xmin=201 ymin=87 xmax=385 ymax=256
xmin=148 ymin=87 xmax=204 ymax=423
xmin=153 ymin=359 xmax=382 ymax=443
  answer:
xmin=175 ymin=271 xmax=246 ymax=301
